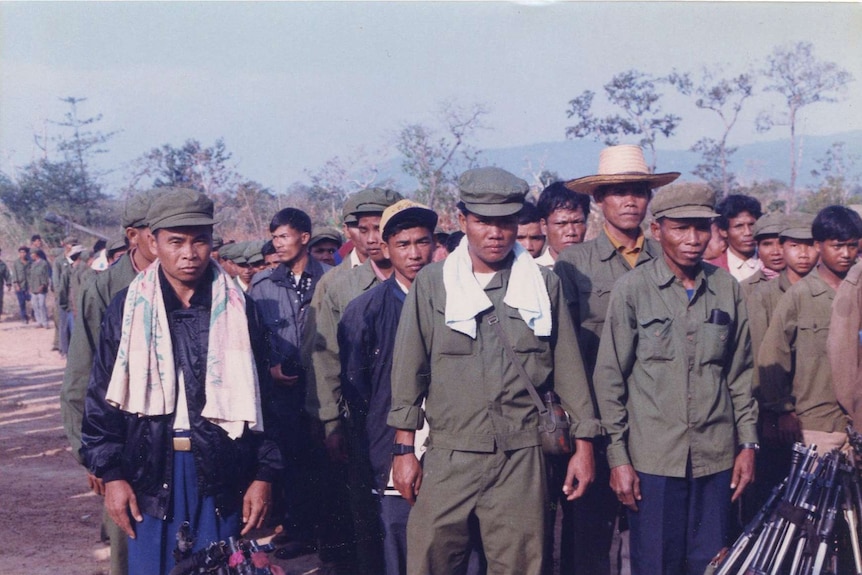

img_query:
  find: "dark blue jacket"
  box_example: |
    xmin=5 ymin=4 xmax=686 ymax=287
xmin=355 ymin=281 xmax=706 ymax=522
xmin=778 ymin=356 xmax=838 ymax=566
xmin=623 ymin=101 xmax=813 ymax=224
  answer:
xmin=338 ymin=276 xmax=406 ymax=491
xmin=81 ymin=266 xmax=282 ymax=519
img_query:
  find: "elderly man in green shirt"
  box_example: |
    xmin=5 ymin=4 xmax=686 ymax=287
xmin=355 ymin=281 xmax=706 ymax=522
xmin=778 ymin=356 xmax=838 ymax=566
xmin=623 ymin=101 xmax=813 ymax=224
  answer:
xmin=388 ymin=167 xmax=599 ymax=575
xmin=594 ymin=185 xmax=758 ymax=575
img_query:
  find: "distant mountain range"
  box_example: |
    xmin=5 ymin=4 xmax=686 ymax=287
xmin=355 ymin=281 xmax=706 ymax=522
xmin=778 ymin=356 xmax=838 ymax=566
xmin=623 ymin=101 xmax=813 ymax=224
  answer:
xmin=378 ymin=130 xmax=862 ymax=191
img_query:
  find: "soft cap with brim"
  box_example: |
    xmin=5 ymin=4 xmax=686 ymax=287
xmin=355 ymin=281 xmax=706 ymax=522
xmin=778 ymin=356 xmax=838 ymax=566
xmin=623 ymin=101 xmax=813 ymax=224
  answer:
xmin=122 ymin=192 xmax=152 ymax=229
xmin=780 ymin=214 xmax=815 ymax=241
xmin=459 ymin=167 xmax=527 ymax=217
xmin=345 ymin=188 xmax=404 ymax=220
xmin=753 ymin=213 xmax=786 ymax=239
xmin=651 ymin=186 xmax=718 ymax=220
xmin=147 ymin=188 xmax=215 ymax=232
xmin=565 ymin=144 xmax=680 ymax=196
xmin=107 ymin=236 xmax=127 ymax=254
xmin=243 ymin=240 xmax=266 ymax=265
xmin=218 ymin=242 xmax=244 ymax=262
xmin=309 ymin=226 xmax=343 ymax=247
xmin=380 ymin=200 xmax=438 ymax=240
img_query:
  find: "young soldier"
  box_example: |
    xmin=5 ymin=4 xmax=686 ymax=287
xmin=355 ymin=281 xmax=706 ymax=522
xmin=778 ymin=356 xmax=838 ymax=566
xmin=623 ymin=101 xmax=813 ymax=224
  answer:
xmin=759 ymin=206 xmax=862 ymax=452
xmin=338 ymin=200 xmax=437 ymax=575
xmin=555 ymin=144 xmax=678 ymax=575
xmin=534 ymin=181 xmax=591 ymax=267
xmin=388 ymin=167 xmax=598 ymax=575
xmin=309 ymin=226 xmax=343 ymax=267
xmin=12 ymin=246 xmax=31 ymax=323
xmin=740 ymin=213 xmax=786 ymax=299
xmin=707 ymin=194 xmax=763 ymax=282
xmin=81 ymin=188 xmax=281 ymax=575
xmin=517 ymin=201 xmax=547 ymax=258
xmin=594 ymin=186 xmax=757 ymax=575
xmin=28 ymin=248 xmax=51 ymax=328
xmin=0 ymin=247 xmax=11 ymax=318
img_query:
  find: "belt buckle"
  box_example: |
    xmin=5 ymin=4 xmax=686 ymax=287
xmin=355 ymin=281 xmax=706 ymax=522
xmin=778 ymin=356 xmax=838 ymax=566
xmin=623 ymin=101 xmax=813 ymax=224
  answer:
xmin=173 ymin=437 xmax=192 ymax=452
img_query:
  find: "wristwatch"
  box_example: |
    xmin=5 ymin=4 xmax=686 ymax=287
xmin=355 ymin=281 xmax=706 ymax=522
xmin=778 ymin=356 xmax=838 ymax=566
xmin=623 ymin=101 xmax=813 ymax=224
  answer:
xmin=392 ymin=443 xmax=415 ymax=456
xmin=739 ymin=442 xmax=760 ymax=452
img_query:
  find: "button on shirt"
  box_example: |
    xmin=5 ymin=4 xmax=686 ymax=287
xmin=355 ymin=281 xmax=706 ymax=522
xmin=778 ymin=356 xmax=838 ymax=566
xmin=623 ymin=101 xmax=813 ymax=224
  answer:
xmin=594 ymin=257 xmax=758 ymax=479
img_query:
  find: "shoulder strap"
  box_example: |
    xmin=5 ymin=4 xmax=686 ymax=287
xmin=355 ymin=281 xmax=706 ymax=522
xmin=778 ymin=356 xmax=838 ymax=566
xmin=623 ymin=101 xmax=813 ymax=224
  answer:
xmin=486 ymin=313 xmax=548 ymax=416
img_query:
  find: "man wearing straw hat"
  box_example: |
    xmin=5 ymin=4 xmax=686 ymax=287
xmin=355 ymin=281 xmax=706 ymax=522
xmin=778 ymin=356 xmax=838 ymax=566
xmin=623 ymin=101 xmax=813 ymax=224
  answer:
xmin=555 ymin=144 xmax=677 ymax=575
xmin=81 ymin=188 xmax=281 ymax=575
xmin=594 ymin=185 xmax=757 ymax=575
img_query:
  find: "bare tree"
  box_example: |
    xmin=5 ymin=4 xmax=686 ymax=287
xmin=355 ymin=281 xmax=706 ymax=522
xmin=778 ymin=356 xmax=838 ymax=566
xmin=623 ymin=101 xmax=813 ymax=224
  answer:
xmin=305 ymin=148 xmax=388 ymax=226
xmin=757 ymin=42 xmax=854 ymax=203
xmin=396 ymin=101 xmax=488 ymax=216
xmin=669 ymin=67 xmax=754 ymax=199
xmin=565 ymin=70 xmax=680 ymax=170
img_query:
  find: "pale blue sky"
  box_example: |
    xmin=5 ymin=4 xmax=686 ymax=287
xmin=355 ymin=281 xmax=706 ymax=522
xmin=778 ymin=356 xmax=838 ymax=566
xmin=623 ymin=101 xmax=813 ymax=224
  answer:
xmin=1 ymin=2 xmax=860 ymax=191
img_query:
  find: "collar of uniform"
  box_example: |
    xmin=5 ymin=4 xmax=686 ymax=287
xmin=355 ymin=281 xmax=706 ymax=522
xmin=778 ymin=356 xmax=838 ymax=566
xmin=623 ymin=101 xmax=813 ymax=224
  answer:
xmin=603 ymin=225 xmax=644 ymax=253
xmin=777 ymin=269 xmax=793 ymax=293
xmin=357 ymin=259 xmax=381 ymax=291
xmin=651 ymin=255 xmax=712 ymax=294
xmin=806 ymin=267 xmax=832 ymax=297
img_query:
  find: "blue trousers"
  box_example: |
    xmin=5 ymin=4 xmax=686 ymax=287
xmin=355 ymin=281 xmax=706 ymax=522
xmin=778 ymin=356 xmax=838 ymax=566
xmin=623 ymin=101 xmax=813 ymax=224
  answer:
xmin=127 ymin=451 xmax=240 ymax=575
xmin=15 ymin=290 xmax=29 ymax=321
xmin=628 ymin=469 xmax=731 ymax=575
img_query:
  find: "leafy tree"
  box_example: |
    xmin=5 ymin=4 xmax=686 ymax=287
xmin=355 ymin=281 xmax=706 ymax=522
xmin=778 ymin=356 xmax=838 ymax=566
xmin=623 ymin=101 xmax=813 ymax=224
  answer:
xmin=757 ymin=42 xmax=854 ymax=202
xmin=565 ymin=70 xmax=680 ymax=170
xmin=669 ymin=68 xmax=754 ymax=199
xmin=396 ymin=101 xmax=488 ymax=217
xmin=125 ymin=138 xmax=239 ymax=197
xmin=802 ymin=142 xmax=862 ymax=212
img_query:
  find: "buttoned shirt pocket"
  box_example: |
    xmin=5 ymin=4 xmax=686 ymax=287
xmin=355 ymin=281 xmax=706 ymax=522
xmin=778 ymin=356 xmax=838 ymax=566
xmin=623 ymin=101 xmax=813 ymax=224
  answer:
xmin=798 ymin=319 xmax=829 ymax=359
xmin=637 ymin=315 xmax=674 ymax=361
xmin=701 ymin=322 xmax=731 ymax=365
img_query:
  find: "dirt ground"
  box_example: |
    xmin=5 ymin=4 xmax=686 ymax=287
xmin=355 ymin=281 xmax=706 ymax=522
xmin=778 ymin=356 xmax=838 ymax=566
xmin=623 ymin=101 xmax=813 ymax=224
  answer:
xmin=0 ymin=305 xmax=324 ymax=575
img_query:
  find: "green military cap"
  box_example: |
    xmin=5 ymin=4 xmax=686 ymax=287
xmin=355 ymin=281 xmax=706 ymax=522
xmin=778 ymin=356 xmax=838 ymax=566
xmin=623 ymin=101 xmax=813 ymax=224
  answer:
xmin=243 ymin=240 xmax=266 ymax=265
xmin=780 ymin=214 xmax=815 ymax=241
xmin=650 ymin=186 xmax=719 ymax=220
xmin=147 ymin=188 xmax=215 ymax=232
xmin=219 ymin=241 xmax=244 ymax=262
xmin=458 ymin=167 xmax=528 ymax=217
xmin=346 ymin=188 xmax=404 ymax=219
xmin=212 ymin=234 xmax=224 ymax=251
xmin=380 ymin=199 xmax=438 ymax=241
xmin=107 ymin=235 xmax=127 ymax=255
xmin=122 ymin=192 xmax=152 ymax=229
xmin=753 ymin=213 xmax=786 ymax=239
xmin=309 ymin=226 xmax=343 ymax=248
xmin=342 ymin=194 xmax=361 ymax=225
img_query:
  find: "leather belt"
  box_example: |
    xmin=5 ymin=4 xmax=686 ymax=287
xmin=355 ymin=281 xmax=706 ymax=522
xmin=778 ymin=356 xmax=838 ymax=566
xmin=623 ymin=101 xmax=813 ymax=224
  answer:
xmin=172 ymin=437 xmax=192 ymax=452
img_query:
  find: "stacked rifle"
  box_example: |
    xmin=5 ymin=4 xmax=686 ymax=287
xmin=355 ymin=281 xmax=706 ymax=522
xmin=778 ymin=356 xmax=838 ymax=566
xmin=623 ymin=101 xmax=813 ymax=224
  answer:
xmin=169 ymin=521 xmax=283 ymax=575
xmin=715 ymin=441 xmax=862 ymax=575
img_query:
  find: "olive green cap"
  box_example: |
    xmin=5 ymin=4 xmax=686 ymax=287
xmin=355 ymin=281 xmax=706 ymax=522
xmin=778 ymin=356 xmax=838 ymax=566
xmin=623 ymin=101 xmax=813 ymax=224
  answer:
xmin=753 ymin=213 xmax=786 ymax=239
xmin=780 ymin=214 xmax=815 ymax=241
xmin=344 ymin=188 xmax=404 ymax=221
xmin=219 ymin=241 xmax=245 ymax=263
xmin=107 ymin=235 xmax=127 ymax=254
xmin=146 ymin=188 xmax=215 ymax=232
xmin=243 ymin=240 xmax=266 ymax=265
xmin=458 ymin=167 xmax=528 ymax=217
xmin=212 ymin=234 xmax=224 ymax=251
xmin=122 ymin=192 xmax=152 ymax=229
xmin=650 ymin=186 xmax=718 ymax=220
xmin=309 ymin=226 xmax=343 ymax=248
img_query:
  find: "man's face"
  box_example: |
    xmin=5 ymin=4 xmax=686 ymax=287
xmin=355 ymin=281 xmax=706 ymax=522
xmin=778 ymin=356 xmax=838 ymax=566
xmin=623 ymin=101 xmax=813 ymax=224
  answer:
xmin=381 ymin=226 xmax=434 ymax=287
xmin=757 ymin=236 xmax=785 ymax=273
xmin=149 ymin=226 xmax=213 ymax=288
xmin=236 ymin=263 xmax=256 ymax=285
xmin=516 ymin=222 xmax=546 ymax=258
xmin=222 ymin=258 xmax=238 ymax=278
xmin=264 ymin=252 xmax=281 ymax=269
xmin=721 ymin=211 xmax=757 ymax=259
xmin=651 ymin=217 xmax=712 ymax=272
xmin=542 ymin=207 xmax=587 ymax=256
xmin=596 ymin=184 xmax=650 ymax=234
xmin=31 ymin=238 xmax=42 ymax=249
xmin=344 ymin=223 xmax=367 ymax=258
xmin=309 ymin=240 xmax=340 ymax=267
xmin=816 ymin=238 xmax=859 ymax=276
xmin=459 ymin=211 xmax=518 ymax=273
xmin=18 ymin=249 xmax=28 ymax=262
xmin=271 ymin=224 xmax=310 ymax=266
xmin=781 ymin=238 xmax=817 ymax=278
xmin=356 ymin=215 xmax=386 ymax=265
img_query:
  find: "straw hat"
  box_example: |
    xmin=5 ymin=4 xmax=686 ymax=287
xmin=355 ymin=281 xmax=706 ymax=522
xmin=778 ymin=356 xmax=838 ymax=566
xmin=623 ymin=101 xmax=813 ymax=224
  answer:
xmin=564 ymin=145 xmax=680 ymax=196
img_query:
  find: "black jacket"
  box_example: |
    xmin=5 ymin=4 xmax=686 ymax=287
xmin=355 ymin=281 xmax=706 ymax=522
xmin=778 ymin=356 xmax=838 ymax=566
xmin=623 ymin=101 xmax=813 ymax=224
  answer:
xmin=81 ymin=266 xmax=282 ymax=519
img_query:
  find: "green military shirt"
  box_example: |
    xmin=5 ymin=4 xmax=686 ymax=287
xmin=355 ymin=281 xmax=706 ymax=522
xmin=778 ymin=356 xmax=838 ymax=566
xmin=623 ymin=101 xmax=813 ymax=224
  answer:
xmin=758 ymin=267 xmax=848 ymax=433
xmin=746 ymin=270 xmax=792 ymax=393
xmin=554 ymin=230 xmax=661 ymax=380
xmin=13 ymin=258 xmax=30 ymax=292
xmin=53 ymin=255 xmax=71 ymax=299
xmin=60 ymin=253 xmax=139 ymax=463
xmin=308 ymin=259 xmax=381 ymax=428
xmin=595 ymin=258 xmax=757 ymax=478
xmin=741 ymin=269 xmax=770 ymax=300
xmin=828 ymin=262 xmax=862 ymax=425
xmin=387 ymin=262 xmax=600 ymax=451
xmin=28 ymin=259 xmax=51 ymax=293
xmin=0 ymin=260 xmax=10 ymax=288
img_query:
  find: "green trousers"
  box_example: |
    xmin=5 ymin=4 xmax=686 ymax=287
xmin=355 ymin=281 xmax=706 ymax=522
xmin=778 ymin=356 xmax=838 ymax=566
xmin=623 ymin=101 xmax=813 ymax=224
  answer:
xmin=407 ymin=445 xmax=547 ymax=575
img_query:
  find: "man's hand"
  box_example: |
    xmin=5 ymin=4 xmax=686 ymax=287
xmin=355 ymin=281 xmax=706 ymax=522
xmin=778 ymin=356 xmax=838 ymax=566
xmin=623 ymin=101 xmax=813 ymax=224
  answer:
xmin=392 ymin=454 xmax=423 ymax=505
xmin=104 ymin=480 xmax=143 ymax=539
xmin=241 ymin=480 xmax=272 ymax=536
xmin=324 ymin=429 xmax=348 ymax=463
xmin=87 ymin=472 xmax=105 ymax=496
xmin=562 ymin=439 xmax=594 ymax=501
xmin=610 ymin=464 xmax=641 ymax=511
xmin=730 ymin=448 xmax=756 ymax=503
xmin=269 ymin=365 xmax=299 ymax=387
xmin=777 ymin=412 xmax=802 ymax=445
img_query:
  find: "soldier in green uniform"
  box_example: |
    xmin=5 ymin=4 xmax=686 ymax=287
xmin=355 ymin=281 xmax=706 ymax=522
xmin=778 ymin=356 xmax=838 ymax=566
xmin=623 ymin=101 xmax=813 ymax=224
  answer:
xmin=54 ymin=236 xmax=78 ymax=353
xmin=0 ymin=248 xmax=11 ymax=318
xmin=740 ymin=213 xmax=786 ymax=299
xmin=28 ymin=248 xmax=52 ymax=328
xmin=388 ymin=167 xmax=598 ymax=575
xmin=60 ymin=191 xmax=157 ymax=575
xmin=12 ymin=246 xmax=31 ymax=323
xmin=759 ymin=205 xmax=862 ymax=452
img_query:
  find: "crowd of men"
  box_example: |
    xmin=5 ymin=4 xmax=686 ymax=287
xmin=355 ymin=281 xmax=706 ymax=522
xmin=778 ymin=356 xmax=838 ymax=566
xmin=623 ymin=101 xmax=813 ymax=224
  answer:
xmin=2 ymin=143 xmax=861 ymax=575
